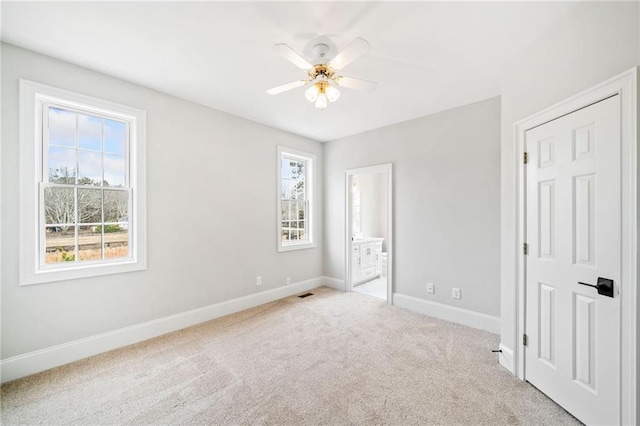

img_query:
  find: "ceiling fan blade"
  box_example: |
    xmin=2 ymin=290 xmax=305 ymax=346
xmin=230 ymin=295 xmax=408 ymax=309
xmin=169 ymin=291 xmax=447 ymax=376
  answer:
xmin=266 ymin=80 xmax=308 ymax=95
xmin=334 ymin=76 xmax=378 ymax=91
xmin=273 ymin=43 xmax=313 ymax=70
xmin=329 ymin=37 xmax=370 ymax=70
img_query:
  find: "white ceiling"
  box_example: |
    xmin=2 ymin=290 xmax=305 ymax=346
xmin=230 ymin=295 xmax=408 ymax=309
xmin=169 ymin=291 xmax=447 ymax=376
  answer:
xmin=1 ymin=1 xmax=577 ymax=142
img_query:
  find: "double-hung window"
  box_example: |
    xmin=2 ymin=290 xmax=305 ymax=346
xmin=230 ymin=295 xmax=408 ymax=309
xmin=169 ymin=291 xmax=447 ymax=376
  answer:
xmin=20 ymin=80 xmax=146 ymax=284
xmin=277 ymin=146 xmax=315 ymax=252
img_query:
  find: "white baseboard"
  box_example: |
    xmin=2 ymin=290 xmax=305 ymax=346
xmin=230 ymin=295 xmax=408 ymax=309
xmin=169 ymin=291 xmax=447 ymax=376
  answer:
xmin=498 ymin=343 xmax=514 ymax=374
xmin=322 ymin=276 xmax=344 ymax=291
xmin=392 ymin=293 xmax=500 ymax=334
xmin=1 ymin=277 xmax=323 ymax=384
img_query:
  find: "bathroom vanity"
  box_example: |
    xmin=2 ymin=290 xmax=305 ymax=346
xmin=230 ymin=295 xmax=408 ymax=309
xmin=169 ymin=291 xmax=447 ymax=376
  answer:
xmin=352 ymin=237 xmax=384 ymax=285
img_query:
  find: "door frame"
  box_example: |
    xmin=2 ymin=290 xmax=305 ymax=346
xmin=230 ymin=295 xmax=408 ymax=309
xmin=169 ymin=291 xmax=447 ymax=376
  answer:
xmin=513 ymin=67 xmax=637 ymax=424
xmin=344 ymin=163 xmax=393 ymax=304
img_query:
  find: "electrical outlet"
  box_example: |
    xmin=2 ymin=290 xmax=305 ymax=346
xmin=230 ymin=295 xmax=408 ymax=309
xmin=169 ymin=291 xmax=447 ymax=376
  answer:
xmin=452 ymin=288 xmax=461 ymax=299
xmin=286 ymin=277 xmax=291 ymax=285
xmin=256 ymin=276 xmax=262 ymax=286
xmin=426 ymin=283 xmax=435 ymax=294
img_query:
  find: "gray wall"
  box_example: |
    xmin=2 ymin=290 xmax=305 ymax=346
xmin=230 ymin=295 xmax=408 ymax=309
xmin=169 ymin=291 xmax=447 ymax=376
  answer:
xmin=499 ymin=1 xmax=639 ymax=353
xmin=1 ymin=43 xmax=324 ymax=359
xmin=324 ymin=97 xmax=501 ymax=317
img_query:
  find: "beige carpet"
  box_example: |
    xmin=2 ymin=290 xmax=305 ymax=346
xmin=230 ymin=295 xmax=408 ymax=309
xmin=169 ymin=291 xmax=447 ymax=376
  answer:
xmin=1 ymin=287 xmax=578 ymax=425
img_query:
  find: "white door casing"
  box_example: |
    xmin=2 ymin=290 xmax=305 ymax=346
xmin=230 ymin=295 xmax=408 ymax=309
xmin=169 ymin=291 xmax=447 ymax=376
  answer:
xmin=525 ymin=95 xmax=620 ymax=425
xmin=344 ymin=164 xmax=393 ymax=303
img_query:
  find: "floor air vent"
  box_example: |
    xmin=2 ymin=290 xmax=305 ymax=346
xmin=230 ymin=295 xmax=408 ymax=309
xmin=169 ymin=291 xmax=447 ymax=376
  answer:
xmin=298 ymin=293 xmax=314 ymax=298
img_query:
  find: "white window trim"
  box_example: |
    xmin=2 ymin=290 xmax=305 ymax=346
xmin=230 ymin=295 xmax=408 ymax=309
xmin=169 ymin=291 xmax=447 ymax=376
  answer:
xmin=277 ymin=145 xmax=316 ymax=252
xmin=19 ymin=79 xmax=147 ymax=285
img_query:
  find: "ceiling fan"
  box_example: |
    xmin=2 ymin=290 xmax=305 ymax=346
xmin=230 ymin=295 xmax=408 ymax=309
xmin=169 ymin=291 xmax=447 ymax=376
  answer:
xmin=266 ymin=37 xmax=378 ymax=110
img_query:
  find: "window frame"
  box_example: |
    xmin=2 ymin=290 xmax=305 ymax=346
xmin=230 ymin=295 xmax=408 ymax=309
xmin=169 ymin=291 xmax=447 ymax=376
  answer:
xmin=19 ymin=80 xmax=147 ymax=285
xmin=277 ymin=146 xmax=316 ymax=252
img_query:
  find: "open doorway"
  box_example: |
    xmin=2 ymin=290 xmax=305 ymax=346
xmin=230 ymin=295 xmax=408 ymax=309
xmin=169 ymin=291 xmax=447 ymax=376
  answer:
xmin=345 ymin=164 xmax=393 ymax=303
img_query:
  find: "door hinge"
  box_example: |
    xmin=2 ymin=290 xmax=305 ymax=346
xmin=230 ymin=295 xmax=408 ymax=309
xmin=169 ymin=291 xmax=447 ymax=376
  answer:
xmin=523 ymin=243 xmax=528 ymax=255
xmin=523 ymin=152 xmax=528 ymax=164
xmin=523 ymin=334 xmax=528 ymax=346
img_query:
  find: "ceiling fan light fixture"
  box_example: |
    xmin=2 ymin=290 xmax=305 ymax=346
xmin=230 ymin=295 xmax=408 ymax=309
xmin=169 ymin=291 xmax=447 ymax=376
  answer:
xmin=315 ymin=93 xmax=328 ymax=109
xmin=305 ymin=84 xmax=320 ymax=102
xmin=326 ymin=85 xmax=340 ymax=103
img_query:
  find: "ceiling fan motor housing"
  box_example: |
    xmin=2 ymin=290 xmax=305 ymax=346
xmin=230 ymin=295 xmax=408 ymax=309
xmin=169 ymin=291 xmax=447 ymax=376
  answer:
xmin=312 ymin=43 xmax=331 ymax=64
xmin=309 ymin=64 xmax=335 ymax=81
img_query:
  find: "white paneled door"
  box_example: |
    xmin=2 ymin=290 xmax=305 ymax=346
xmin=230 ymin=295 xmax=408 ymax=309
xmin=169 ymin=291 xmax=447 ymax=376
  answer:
xmin=525 ymin=95 xmax=620 ymax=425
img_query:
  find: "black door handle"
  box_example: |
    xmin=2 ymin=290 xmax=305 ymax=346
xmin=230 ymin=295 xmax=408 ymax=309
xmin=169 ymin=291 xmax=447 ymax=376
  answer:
xmin=578 ymin=277 xmax=614 ymax=298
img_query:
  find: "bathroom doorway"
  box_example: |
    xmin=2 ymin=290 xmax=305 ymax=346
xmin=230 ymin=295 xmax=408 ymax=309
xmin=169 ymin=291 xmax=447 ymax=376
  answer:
xmin=345 ymin=164 xmax=393 ymax=303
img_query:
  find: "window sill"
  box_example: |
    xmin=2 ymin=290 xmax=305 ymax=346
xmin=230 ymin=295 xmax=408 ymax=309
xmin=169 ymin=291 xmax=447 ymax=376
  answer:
xmin=278 ymin=242 xmax=317 ymax=253
xmin=21 ymin=259 xmax=146 ymax=286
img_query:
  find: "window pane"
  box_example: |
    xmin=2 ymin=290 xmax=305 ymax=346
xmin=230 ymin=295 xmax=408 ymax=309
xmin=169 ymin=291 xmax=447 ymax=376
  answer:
xmin=281 ymin=157 xmax=306 ymax=204
xmin=295 ymin=180 xmax=305 ymax=199
xmin=287 ymin=181 xmax=297 ymax=199
xmin=48 ymin=146 xmax=76 ymax=183
xmin=78 ymin=150 xmax=102 ymax=185
xmin=282 ymin=158 xmax=306 ymax=180
xmin=281 ymin=200 xmax=290 ymax=220
xmin=104 ymin=154 xmax=126 ymax=187
xmin=104 ymin=191 xmax=129 ymax=226
xmin=105 ymin=227 xmax=128 ymax=259
xmin=49 ymin=107 xmax=76 ymax=148
xmin=78 ymin=188 xmax=102 ymax=223
xmin=78 ymin=225 xmax=102 ymax=261
xmin=104 ymin=119 xmax=126 ymax=155
xmin=288 ymin=160 xmax=305 ymax=181
xmin=44 ymin=187 xmax=75 ymax=225
xmin=281 ymin=179 xmax=292 ymax=199
xmin=45 ymin=226 xmax=75 ymax=264
xmin=78 ymin=113 xmax=102 ymax=151
xmin=298 ymin=199 xmax=308 ymax=242
xmin=281 ymin=158 xmax=292 ymax=180
xmin=298 ymin=201 xmax=306 ymax=220
xmin=104 ymin=190 xmax=128 ymax=223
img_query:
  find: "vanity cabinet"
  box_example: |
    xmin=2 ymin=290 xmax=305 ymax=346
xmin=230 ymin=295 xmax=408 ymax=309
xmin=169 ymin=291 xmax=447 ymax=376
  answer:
xmin=352 ymin=238 xmax=384 ymax=285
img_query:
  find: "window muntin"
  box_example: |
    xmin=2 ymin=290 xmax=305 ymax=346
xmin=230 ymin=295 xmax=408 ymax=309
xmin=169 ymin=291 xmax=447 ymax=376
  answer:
xmin=277 ymin=147 xmax=315 ymax=251
xmin=42 ymin=105 xmax=131 ymax=267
